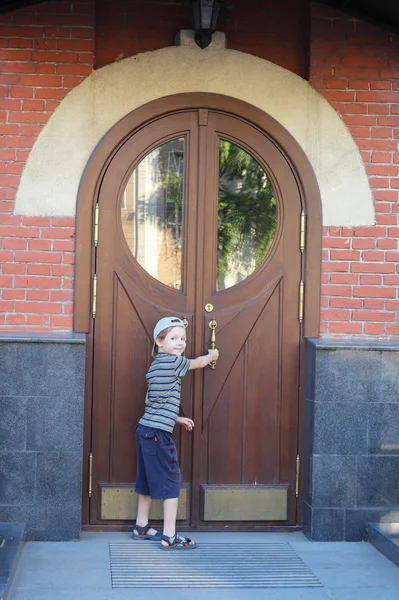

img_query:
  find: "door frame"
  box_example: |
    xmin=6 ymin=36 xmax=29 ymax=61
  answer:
xmin=75 ymin=93 xmax=322 ymax=529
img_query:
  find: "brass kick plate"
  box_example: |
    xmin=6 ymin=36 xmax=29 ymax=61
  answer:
xmin=100 ymin=485 xmax=188 ymax=520
xmin=201 ymin=485 xmax=288 ymax=521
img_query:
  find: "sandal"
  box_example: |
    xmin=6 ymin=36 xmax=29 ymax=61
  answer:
xmin=160 ymin=533 xmax=198 ymax=550
xmin=132 ymin=523 xmax=162 ymax=541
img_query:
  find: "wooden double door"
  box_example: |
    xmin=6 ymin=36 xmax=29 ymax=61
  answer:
xmin=89 ymin=105 xmax=303 ymax=529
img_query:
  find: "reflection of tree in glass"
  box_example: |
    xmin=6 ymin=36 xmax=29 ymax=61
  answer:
xmin=218 ymin=141 xmax=277 ymax=286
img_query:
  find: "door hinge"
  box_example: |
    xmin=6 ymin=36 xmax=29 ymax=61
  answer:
xmin=94 ymin=203 xmax=99 ymax=247
xmin=92 ymin=274 xmax=97 ymax=319
xmin=295 ymin=454 xmax=300 ymax=498
xmin=299 ymin=280 xmax=304 ymax=323
xmin=88 ymin=452 xmax=93 ymax=497
xmin=300 ymin=210 xmax=305 ymax=253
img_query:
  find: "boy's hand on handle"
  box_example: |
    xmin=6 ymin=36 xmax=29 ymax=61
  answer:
xmin=188 ymin=347 xmax=220 ymax=370
xmin=208 ymin=348 xmax=219 ymax=362
xmin=176 ymin=416 xmax=194 ymax=431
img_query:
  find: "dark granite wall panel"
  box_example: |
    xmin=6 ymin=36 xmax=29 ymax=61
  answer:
xmin=304 ymin=339 xmax=399 ymax=542
xmin=0 ymin=335 xmax=85 ymax=541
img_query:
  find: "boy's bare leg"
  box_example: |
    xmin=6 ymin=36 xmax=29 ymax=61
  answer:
xmin=162 ymin=497 xmax=179 ymax=544
xmin=134 ymin=494 xmax=158 ymax=536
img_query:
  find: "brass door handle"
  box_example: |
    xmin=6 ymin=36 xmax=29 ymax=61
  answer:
xmin=209 ymin=319 xmax=217 ymax=369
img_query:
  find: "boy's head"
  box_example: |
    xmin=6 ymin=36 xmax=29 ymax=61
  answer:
xmin=152 ymin=317 xmax=186 ymax=357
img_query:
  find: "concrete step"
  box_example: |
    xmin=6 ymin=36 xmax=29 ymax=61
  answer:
xmin=368 ymin=522 xmax=399 ymax=568
xmin=0 ymin=522 xmax=26 ymax=600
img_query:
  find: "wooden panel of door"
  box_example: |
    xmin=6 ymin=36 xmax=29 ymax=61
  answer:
xmin=90 ymin=111 xmax=198 ymax=524
xmin=193 ymin=112 xmax=302 ymax=525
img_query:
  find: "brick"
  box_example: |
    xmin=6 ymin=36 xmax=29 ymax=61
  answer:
xmin=50 ymin=290 xmax=73 ymax=301
xmin=329 ymin=297 xmax=362 ymax=309
xmin=28 ymin=240 xmax=52 ymax=251
xmin=388 ymin=228 xmax=399 ymax=238
xmin=386 ymin=300 xmax=399 ymax=310
xmin=361 ymin=251 xmax=385 ymax=261
xmin=360 ymin=275 xmax=382 ymax=285
xmin=330 ymin=250 xmax=360 ymax=261
xmin=321 ymin=285 xmax=352 ymax=296
xmin=364 ymin=300 xmax=385 ymax=309
xmin=322 ymin=91 xmax=356 ymax=102
xmin=364 ymin=323 xmax=385 ymax=335
xmin=2 ymin=289 xmax=25 ymax=300
xmin=21 ymin=216 xmax=51 ymax=227
xmin=353 ymin=286 xmax=396 ymax=298
xmin=0 ymin=226 xmax=39 ymax=238
xmin=2 ymin=264 xmax=26 ymax=275
xmin=352 ymin=239 xmax=375 ymax=249
xmin=322 ymin=237 xmax=350 ymax=248
xmin=50 ymin=315 xmax=73 ymax=327
xmin=387 ymin=324 xmax=399 ymax=335
xmin=352 ymin=311 xmax=392 ymax=322
xmin=52 ymin=264 xmax=74 ymax=276
xmin=15 ymin=301 xmax=62 ymax=314
xmin=41 ymin=227 xmax=75 ymax=239
xmin=27 ymin=264 xmax=51 ymax=275
xmin=320 ymin=309 xmax=350 ymax=321
xmin=330 ymin=274 xmax=358 ymax=284
xmin=62 ymin=277 xmax=73 ymax=288
xmin=53 ymin=240 xmax=74 ymax=252
xmin=25 ymin=314 xmax=49 ymax=325
xmin=354 ymin=227 xmax=386 ymax=237
xmin=377 ymin=239 xmax=397 ymax=249
xmin=376 ymin=215 xmax=397 ymax=225
xmin=322 ymin=261 xmax=350 ymax=273
xmin=351 ymin=262 xmax=395 ymax=274
xmin=2 ymin=238 xmax=27 ymax=250
xmin=26 ymin=290 xmax=50 ymax=301
xmin=15 ymin=251 xmax=62 ymax=263
xmin=369 ymin=177 xmax=389 ymax=189
xmin=62 ymin=254 xmax=74 ymax=265
xmin=5 ymin=314 xmax=26 ymax=325
xmin=51 ymin=217 xmax=75 ymax=227
xmin=368 ymin=166 xmax=398 ymax=177
xmin=383 ymin=275 xmax=399 ymax=285
xmin=371 ymin=152 xmax=393 ymax=163
xmin=15 ymin=276 xmax=61 ymax=289
xmin=375 ymin=203 xmax=392 ymax=213
xmin=329 ymin=323 xmax=362 ymax=334
xmin=0 ymin=276 xmax=13 ymax=287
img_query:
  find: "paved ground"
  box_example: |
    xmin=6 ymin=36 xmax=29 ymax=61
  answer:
xmin=8 ymin=531 xmax=399 ymax=600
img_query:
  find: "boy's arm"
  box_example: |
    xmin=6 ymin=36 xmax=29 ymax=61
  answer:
xmin=188 ymin=349 xmax=219 ymax=370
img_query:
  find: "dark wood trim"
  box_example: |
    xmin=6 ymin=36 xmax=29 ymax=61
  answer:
xmin=75 ymin=93 xmax=321 ymax=337
xmin=76 ymin=93 xmax=322 ymax=528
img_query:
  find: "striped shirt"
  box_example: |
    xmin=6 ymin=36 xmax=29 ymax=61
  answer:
xmin=139 ymin=353 xmax=190 ymax=433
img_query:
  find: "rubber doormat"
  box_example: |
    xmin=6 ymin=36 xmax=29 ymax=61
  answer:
xmin=109 ymin=542 xmax=323 ymax=588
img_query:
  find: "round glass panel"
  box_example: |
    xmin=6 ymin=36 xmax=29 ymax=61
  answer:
xmin=217 ymin=140 xmax=278 ymax=291
xmin=121 ymin=138 xmax=184 ymax=290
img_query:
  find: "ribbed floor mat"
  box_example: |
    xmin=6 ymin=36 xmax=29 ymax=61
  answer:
xmin=109 ymin=542 xmax=322 ymax=588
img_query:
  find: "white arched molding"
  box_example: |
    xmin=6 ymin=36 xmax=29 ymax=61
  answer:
xmin=15 ymin=45 xmax=374 ymax=225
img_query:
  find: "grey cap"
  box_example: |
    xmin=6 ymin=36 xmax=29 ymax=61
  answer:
xmin=152 ymin=317 xmax=186 ymax=356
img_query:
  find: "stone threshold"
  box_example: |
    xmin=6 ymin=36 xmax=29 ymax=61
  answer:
xmin=0 ymin=523 xmax=25 ymax=600
xmin=368 ymin=522 xmax=399 ymax=568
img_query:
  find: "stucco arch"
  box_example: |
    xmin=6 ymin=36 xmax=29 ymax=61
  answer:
xmin=15 ymin=44 xmax=374 ymax=226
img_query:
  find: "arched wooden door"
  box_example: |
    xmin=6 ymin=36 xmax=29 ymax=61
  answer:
xmin=88 ymin=103 xmax=303 ymax=529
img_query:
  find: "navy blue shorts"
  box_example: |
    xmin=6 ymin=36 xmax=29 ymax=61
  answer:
xmin=135 ymin=423 xmax=181 ymax=500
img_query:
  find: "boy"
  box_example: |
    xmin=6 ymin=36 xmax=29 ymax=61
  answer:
xmin=133 ymin=317 xmax=219 ymax=550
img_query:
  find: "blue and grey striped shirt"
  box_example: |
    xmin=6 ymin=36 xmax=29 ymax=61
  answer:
xmin=139 ymin=353 xmax=190 ymax=433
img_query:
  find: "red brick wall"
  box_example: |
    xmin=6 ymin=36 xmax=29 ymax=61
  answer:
xmin=95 ymin=0 xmax=309 ymax=78
xmin=0 ymin=0 xmax=94 ymax=330
xmin=310 ymin=2 xmax=399 ymax=336
xmin=0 ymin=0 xmax=398 ymax=336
